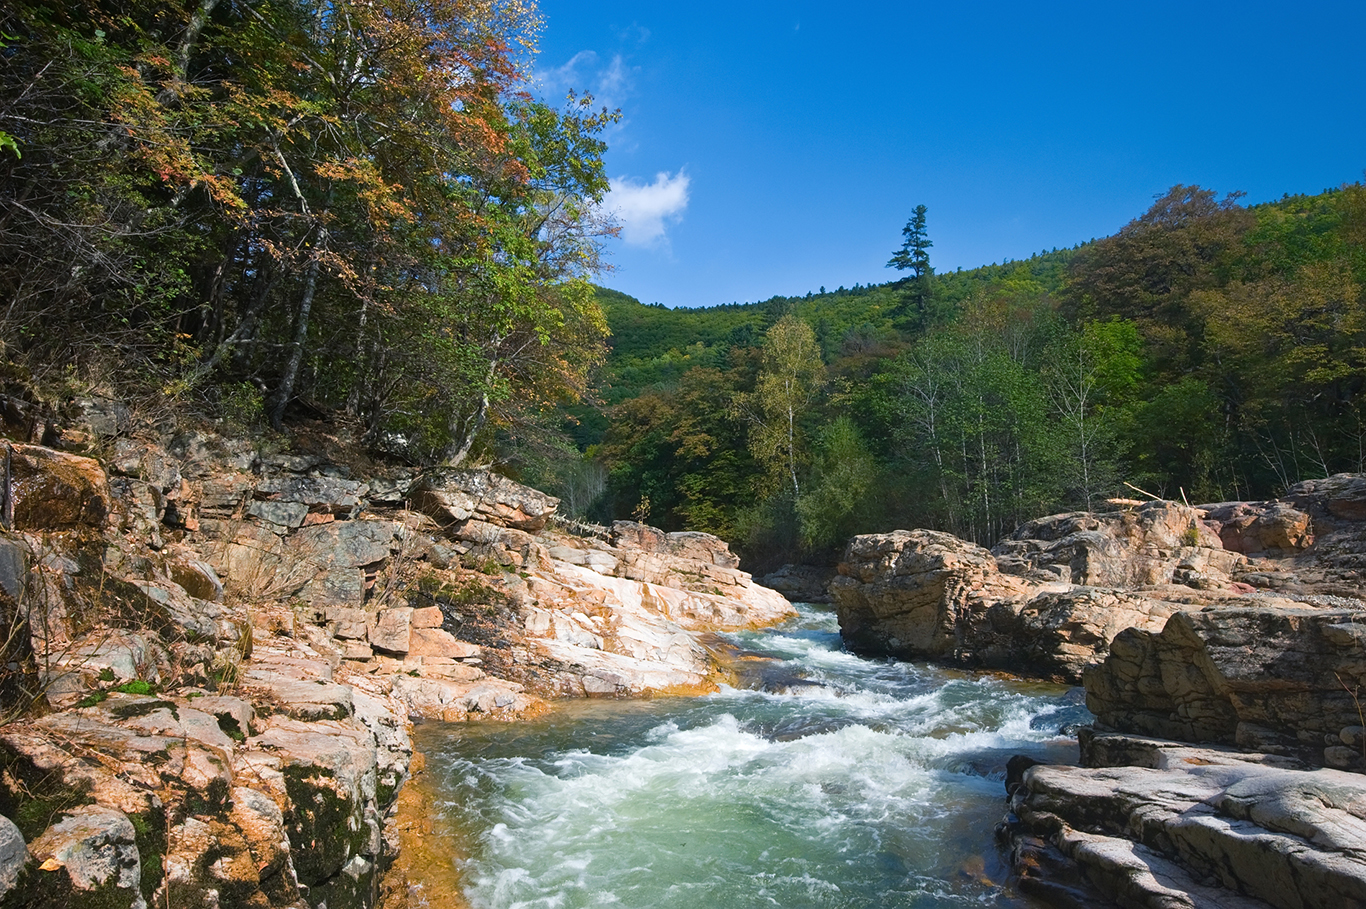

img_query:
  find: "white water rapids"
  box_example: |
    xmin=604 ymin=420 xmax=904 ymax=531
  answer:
xmin=415 ymin=604 xmax=1089 ymax=908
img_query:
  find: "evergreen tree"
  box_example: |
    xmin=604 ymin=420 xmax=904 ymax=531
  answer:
xmin=888 ymin=204 xmax=935 ymax=321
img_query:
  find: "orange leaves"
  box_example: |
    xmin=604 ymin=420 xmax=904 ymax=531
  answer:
xmin=314 ymin=157 xmax=414 ymax=224
xmin=0 ymin=0 xmax=613 ymax=464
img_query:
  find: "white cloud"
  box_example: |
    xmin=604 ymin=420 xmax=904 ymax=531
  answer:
xmin=606 ymin=171 xmax=691 ymax=247
xmin=534 ymin=51 xmax=635 ymax=112
xmin=534 ymin=50 xmax=596 ymax=97
xmin=597 ymin=55 xmax=629 ymax=98
xmin=614 ymin=23 xmax=651 ymax=45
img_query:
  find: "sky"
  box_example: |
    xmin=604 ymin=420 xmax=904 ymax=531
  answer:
xmin=530 ymin=1 xmax=1366 ymax=309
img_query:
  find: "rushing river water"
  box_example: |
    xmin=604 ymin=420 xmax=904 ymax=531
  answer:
xmin=415 ymin=604 xmax=1091 ymax=908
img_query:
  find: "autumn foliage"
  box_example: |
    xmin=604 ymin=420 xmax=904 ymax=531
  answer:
xmin=0 ymin=0 xmax=616 ymax=463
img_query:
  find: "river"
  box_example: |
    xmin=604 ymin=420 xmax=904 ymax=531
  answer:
xmin=413 ymin=603 xmax=1090 ymax=908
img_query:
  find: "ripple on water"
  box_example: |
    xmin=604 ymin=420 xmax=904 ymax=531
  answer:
xmin=420 ymin=604 xmax=1086 ymax=908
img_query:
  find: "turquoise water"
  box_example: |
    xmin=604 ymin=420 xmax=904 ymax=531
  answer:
xmin=416 ymin=604 xmax=1088 ymax=908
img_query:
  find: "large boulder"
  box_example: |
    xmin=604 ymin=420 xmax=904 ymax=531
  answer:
xmin=1085 ymin=603 xmax=1366 ymax=768
xmin=70 ymin=397 xmax=132 ymax=440
xmin=4 ymin=444 xmax=111 ymax=530
xmin=1287 ymin=474 xmax=1366 ymax=523
xmin=291 ymin=520 xmax=398 ymax=608
xmin=831 ymin=529 xmax=1031 ymax=661
xmin=410 ymin=469 xmax=558 ymax=532
xmin=1201 ymin=501 xmax=1314 ymax=554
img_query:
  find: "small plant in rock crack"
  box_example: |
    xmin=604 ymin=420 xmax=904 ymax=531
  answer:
xmin=210 ymin=620 xmax=254 ymax=694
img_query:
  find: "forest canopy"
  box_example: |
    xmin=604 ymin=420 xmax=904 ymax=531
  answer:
xmin=0 ymin=0 xmax=617 ymax=463
xmin=2 ymin=4 xmax=1362 ymax=569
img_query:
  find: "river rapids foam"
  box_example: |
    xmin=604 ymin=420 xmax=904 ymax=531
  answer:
xmin=418 ymin=604 xmax=1089 ymax=908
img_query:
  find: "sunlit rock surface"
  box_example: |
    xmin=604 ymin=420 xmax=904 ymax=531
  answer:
xmin=828 ymin=514 xmax=1208 ymax=681
xmin=1002 ymin=731 xmax=1366 ymax=909
xmin=0 ymin=423 xmax=792 ymax=909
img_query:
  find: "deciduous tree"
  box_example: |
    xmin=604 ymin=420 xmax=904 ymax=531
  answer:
xmin=736 ymin=315 xmax=825 ymax=499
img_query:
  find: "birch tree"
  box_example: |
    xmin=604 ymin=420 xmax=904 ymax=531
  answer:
xmin=737 ymin=315 xmax=824 ymax=499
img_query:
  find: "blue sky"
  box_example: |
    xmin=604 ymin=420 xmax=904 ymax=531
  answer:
xmin=532 ymin=1 xmax=1366 ymax=309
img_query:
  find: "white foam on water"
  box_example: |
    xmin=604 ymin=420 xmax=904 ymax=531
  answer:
xmin=432 ymin=604 xmax=1089 ymax=908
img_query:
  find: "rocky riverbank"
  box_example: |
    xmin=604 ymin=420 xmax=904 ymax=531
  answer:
xmin=829 ymin=479 xmax=1366 ymax=906
xmin=0 ymin=402 xmax=793 ymax=909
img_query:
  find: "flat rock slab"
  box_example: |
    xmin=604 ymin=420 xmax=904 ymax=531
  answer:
xmin=1007 ymin=733 xmax=1366 ymax=909
xmin=240 ymin=654 xmax=353 ymax=721
xmin=241 ymin=670 xmax=354 ymax=721
xmin=388 ymin=675 xmax=534 ymax=721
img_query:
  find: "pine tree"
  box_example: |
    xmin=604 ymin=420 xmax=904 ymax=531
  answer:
xmin=888 ymin=205 xmax=935 ymax=320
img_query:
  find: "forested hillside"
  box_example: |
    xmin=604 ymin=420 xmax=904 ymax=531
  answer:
xmin=0 ymin=0 xmax=615 ymax=464
xmin=2 ymin=4 xmax=1361 ymax=574
xmin=572 ymin=185 xmax=1366 ymax=569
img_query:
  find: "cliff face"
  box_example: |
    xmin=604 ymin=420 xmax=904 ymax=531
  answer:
xmin=0 ymin=411 xmax=793 ymax=909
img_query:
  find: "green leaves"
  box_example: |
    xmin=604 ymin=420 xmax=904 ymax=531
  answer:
xmin=0 ymin=0 xmax=613 ymax=460
xmin=736 ymin=315 xmax=825 ymax=499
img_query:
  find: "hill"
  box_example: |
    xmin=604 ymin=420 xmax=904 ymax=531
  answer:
xmin=577 ymin=184 xmax=1366 ymax=570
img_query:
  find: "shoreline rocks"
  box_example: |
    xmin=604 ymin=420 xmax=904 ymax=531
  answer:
xmin=984 ymin=478 xmax=1366 ymax=907
xmin=828 ymin=505 xmax=1238 ymax=682
xmin=0 ymin=426 xmax=794 ymax=909
xmin=1000 ymin=730 xmax=1366 ymax=909
xmin=826 ymin=483 xmax=1366 ymax=906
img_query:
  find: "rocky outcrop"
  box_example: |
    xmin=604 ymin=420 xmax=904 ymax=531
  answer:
xmin=994 ymin=478 xmax=1366 ymax=907
xmin=1288 ymin=474 xmax=1366 ymax=523
xmin=410 ymin=468 xmax=559 ymax=532
xmin=1085 ymin=603 xmax=1366 ymax=771
xmin=507 ymin=521 xmax=793 ymax=696
xmin=830 ymin=495 xmax=1364 ymax=685
xmin=1000 ymin=731 xmax=1366 ymax=909
xmin=831 ymin=529 xmax=1033 ymax=660
xmin=0 ymin=642 xmax=412 ymax=909
xmin=992 ymin=502 xmax=1240 ymax=589
xmin=1201 ymin=501 xmax=1314 ymax=554
xmin=0 ymin=423 xmax=791 ymax=909
xmin=828 ymin=510 xmax=1227 ymax=681
xmin=1235 ymin=475 xmax=1366 ymax=598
